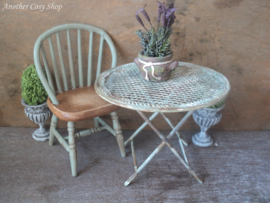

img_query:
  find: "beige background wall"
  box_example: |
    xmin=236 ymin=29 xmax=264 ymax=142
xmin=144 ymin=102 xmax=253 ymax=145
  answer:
xmin=0 ymin=0 xmax=270 ymax=131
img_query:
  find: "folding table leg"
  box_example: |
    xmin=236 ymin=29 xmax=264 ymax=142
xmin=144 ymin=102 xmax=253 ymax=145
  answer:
xmin=125 ymin=140 xmax=165 ymax=186
xmin=131 ymin=140 xmax=137 ymax=171
xmin=160 ymin=113 xmax=189 ymax=164
xmin=138 ymin=111 xmax=202 ymax=183
xmin=160 ymin=113 xmax=188 ymax=146
xmin=125 ymin=111 xmax=202 ymax=186
xmin=124 ymin=112 xmax=159 ymax=146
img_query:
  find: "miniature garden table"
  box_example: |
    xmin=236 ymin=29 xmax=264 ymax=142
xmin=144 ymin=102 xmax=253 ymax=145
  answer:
xmin=95 ymin=61 xmax=230 ymax=186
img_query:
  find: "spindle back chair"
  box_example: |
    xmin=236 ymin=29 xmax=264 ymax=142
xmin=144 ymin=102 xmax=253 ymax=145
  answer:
xmin=34 ymin=24 xmax=125 ymax=177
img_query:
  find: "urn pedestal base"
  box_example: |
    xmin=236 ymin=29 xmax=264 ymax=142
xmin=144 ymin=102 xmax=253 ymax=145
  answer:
xmin=32 ymin=128 xmax=50 ymax=141
xmin=192 ymin=132 xmax=213 ymax=147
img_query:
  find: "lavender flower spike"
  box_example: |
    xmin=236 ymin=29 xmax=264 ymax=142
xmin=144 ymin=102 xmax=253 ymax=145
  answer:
xmin=166 ymin=17 xmax=171 ymax=28
xmin=161 ymin=4 xmax=167 ymax=27
xmin=141 ymin=4 xmax=152 ymax=26
xmin=157 ymin=1 xmax=164 ymax=23
xmin=136 ymin=8 xmax=148 ymax=31
xmin=135 ymin=14 xmax=147 ymax=31
xmin=165 ymin=3 xmax=177 ymax=28
xmin=166 ymin=7 xmax=177 ymax=19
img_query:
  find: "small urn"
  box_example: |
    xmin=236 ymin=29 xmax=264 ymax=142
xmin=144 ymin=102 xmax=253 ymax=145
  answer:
xmin=192 ymin=104 xmax=225 ymax=147
xmin=21 ymin=99 xmax=51 ymax=141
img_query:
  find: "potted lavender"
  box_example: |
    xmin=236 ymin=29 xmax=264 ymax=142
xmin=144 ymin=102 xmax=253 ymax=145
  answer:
xmin=134 ymin=2 xmax=178 ymax=82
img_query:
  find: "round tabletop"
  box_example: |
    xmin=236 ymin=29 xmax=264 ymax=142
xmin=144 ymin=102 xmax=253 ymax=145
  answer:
xmin=95 ymin=62 xmax=230 ymax=112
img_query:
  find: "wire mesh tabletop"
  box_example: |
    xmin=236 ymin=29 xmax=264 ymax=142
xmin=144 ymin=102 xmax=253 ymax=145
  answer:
xmin=95 ymin=62 xmax=230 ymax=112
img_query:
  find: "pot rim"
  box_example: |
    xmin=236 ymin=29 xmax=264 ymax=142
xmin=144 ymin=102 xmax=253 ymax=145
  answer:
xmin=21 ymin=98 xmax=47 ymax=108
xmin=138 ymin=51 xmax=173 ymax=60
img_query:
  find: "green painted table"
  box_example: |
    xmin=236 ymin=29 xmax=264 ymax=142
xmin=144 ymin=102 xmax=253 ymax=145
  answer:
xmin=95 ymin=62 xmax=230 ymax=186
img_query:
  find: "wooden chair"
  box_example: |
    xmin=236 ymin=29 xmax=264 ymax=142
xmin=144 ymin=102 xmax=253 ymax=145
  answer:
xmin=33 ymin=24 xmax=126 ymax=177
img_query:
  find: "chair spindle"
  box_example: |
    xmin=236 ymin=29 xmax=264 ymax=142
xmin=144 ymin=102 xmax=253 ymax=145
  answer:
xmin=87 ymin=32 xmax=93 ymax=86
xmin=48 ymin=36 xmax=62 ymax=93
xmin=77 ymin=29 xmax=83 ymax=87
xmin=40 ymin=43 xmax=55 ymax=93
xmin=67 ymin=30 xmax=76 ymax=89
xmin=56 ymin=32 xmax=68 ymax=91
xmin=96 ymin=34 xmax=104 ymax=79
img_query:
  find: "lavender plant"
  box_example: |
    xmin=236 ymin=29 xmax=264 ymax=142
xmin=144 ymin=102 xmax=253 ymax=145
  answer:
xmin=135 ymin=2 xmax=177 ymax=57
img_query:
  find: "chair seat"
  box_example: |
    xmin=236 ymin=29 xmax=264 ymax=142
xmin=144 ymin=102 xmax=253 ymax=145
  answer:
xmin=47 ymin=86 xmax=119 ymax=122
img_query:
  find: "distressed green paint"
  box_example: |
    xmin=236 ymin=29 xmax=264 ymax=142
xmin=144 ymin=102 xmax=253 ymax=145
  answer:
xmin=48 ymin=36 xmax=62 ymax=93
xmin=40 ymin=43 xmax=55 ymax=93
xmin=87 ymin=32 xmax=94 ymax=86
xmin=67 ymin=30 xmax=76 ymax=89
xmin=111 ymin=112 xmax=125 ymax=157
xmin=78 ymin=29 xmax=83 ymax=87
xmin=56 ymin=33 xmax=68 ymax=91
xmin=49 ymin=114 xmax=57 ymax=146
xmin=96 ymin=35 xmax=104 ymax=79
xmin=34 ymin=24 xmax=125 ymax=177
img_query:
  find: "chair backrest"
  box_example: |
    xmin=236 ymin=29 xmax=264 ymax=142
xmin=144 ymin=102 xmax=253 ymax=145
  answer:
xmin=34 ymin=23 xmax=117 ymax=105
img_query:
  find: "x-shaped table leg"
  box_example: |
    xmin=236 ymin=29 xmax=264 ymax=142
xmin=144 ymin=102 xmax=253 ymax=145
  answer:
xmin=124 ymin=110 xmax=203 ymax=186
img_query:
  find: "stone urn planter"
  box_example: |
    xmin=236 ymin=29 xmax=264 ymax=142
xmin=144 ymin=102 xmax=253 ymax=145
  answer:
xmin=21 ymin=99 xmax=51 ymax=141
xmin=192 ymin=104 xmax=225 ymax=147
xmin=134 ymin=52 xmax=178 ymax=82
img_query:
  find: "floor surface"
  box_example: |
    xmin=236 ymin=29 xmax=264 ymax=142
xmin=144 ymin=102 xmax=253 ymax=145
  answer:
xmin=0 ymin=127 xmax=270 ymax=203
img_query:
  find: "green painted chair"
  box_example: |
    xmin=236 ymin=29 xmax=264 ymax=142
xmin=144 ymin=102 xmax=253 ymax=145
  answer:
xmin=34 ymin=24 xmax=126 ymax=177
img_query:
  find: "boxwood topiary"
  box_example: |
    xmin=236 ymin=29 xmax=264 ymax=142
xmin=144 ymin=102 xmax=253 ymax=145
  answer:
xmin=21 ymin=64 xmax=48 ymax=105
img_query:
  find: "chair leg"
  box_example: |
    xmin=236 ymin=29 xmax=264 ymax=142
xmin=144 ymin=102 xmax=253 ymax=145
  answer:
xmin=110 ymin=111 xmax=126 ymax=157
xmin=49 ymin=114 xmax=58 ymax=146
xmin=68 ymin=122 xmax=77 ymax=177
xmin=94 ymin=117 xmax=99 ymax=127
